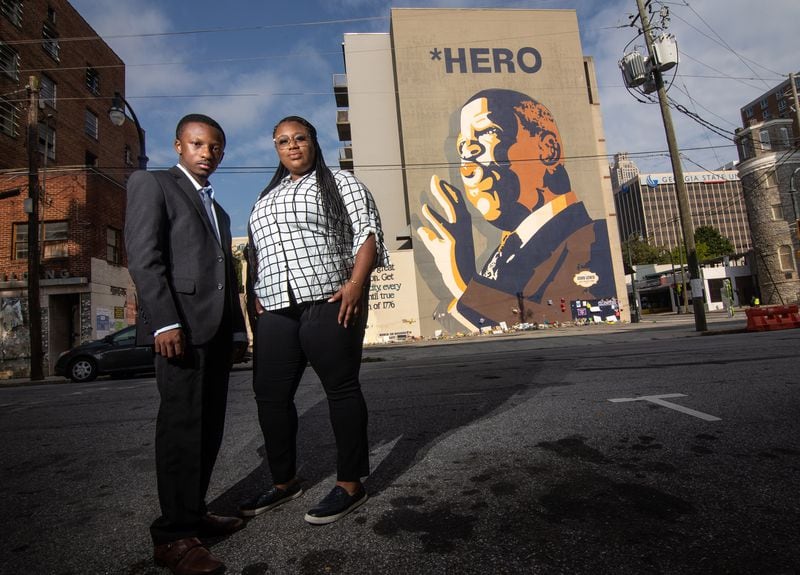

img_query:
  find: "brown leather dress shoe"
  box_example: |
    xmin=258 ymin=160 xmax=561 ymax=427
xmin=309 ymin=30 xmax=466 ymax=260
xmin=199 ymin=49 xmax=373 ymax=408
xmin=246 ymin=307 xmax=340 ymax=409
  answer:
xmin=153 ymin=537 xmax=224 ymax=575
xmin=199 ymin=512 xmax=245 ymax=537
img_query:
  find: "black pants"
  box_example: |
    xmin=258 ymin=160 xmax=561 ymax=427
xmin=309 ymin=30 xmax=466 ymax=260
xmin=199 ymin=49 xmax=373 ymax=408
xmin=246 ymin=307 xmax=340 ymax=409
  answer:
xmin=253 ymin=300 xmax=369 ymax=484
xmin=150 ymin=328 xmax=232 ymax=545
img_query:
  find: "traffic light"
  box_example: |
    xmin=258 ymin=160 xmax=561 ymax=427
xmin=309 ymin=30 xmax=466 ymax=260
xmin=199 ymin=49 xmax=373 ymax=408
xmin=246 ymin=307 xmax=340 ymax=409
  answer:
xmin=560 ymin=297 xmax=566 ymax=313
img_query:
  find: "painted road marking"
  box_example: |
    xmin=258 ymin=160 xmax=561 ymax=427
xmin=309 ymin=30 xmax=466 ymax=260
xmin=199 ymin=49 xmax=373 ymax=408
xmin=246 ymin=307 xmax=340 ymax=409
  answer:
xmin=608 ymin=393 xmax=721 ymax=421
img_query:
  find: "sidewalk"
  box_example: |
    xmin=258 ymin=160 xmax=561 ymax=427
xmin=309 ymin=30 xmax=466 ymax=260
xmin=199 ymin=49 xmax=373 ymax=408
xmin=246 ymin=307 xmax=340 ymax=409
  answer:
xmin=361 ymin=309 xmax=749 ymax=354
xmin=0 ymin=310 xmax=748 ymax=388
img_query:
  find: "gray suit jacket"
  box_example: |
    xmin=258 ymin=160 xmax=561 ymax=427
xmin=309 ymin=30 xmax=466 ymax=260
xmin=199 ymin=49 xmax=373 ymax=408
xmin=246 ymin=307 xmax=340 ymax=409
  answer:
xmin=125 ymin=166 xmax=246 ymax=346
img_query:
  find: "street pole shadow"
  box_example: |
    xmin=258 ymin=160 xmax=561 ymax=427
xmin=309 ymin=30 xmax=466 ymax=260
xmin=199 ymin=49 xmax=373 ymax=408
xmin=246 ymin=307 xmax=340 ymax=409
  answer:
xmin=361 ymin=367 xmax=530 ymax=497
xmin=207 ymin=359 xmax=540 ymax=515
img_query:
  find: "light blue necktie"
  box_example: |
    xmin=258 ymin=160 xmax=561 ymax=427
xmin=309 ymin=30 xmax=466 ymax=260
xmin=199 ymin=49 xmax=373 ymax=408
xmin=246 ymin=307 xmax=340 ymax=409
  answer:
xmin=200 ymin=186 xmax=220 ymax=243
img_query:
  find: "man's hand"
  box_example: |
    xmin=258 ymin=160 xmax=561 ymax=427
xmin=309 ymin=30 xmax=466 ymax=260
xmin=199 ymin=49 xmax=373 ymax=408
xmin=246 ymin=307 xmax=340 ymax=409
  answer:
xmin=416 ymin=175 xmax=476 ymax=299
xmin=329 ymin=281 xmax=363 ymax=328
xmin=154 ymin=328 xmax=185 ymax=359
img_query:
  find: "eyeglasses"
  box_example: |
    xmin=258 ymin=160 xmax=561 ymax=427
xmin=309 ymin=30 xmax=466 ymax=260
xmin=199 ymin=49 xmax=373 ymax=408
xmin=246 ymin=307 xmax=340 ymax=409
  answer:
xmin=274 ymin=133 xmax=311 ymax=149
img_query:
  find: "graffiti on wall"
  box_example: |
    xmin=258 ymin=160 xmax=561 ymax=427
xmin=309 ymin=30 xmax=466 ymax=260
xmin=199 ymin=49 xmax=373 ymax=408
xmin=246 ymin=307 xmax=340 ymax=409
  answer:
xmin=417 ymin=89 xmax=616 ymax=331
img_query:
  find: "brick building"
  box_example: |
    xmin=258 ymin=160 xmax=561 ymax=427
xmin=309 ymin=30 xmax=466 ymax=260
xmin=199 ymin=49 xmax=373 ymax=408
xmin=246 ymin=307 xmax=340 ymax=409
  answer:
xmin=0 ymin=0 xmax=140 ymax=377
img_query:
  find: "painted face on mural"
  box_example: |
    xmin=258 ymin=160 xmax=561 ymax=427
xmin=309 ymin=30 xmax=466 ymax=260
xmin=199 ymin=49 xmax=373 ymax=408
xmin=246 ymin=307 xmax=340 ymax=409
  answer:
xmin=457 ymin=97 xmax=505 ymax=221
xmin=457 ymin=93 xmax=567 ymax=231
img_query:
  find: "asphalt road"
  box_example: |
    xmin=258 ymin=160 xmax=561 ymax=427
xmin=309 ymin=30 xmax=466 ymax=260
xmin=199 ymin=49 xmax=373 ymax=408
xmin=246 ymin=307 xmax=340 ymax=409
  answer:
xmin=1 ymin=314 xmax=798 ymax=574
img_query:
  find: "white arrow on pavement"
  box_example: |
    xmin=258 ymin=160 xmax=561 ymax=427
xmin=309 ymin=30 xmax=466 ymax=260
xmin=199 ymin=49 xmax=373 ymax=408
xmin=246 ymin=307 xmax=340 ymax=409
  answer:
xmin=608 ymin=393 xmax=721 ymax=421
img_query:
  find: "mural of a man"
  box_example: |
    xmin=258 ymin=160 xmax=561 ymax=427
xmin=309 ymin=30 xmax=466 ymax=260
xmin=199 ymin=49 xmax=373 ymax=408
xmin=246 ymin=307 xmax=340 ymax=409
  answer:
xmin=418 ymin=88 xmax=615 ymax=330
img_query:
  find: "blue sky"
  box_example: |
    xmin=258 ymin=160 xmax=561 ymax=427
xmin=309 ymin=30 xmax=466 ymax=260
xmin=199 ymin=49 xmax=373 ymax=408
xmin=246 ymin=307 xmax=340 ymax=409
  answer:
xmin=69 ymin=0 xmax=800 ymax=236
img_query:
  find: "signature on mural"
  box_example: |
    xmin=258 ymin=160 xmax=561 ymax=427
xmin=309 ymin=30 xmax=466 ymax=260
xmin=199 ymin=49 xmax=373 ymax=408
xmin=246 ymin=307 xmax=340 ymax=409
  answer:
xmin=417 ymin=89 xmax=615 ymax=330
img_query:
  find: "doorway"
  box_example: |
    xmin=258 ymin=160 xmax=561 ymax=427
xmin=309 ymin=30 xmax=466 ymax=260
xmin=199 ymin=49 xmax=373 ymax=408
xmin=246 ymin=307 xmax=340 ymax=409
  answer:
xmin=48 ymin=294 xmax=79 ymax=375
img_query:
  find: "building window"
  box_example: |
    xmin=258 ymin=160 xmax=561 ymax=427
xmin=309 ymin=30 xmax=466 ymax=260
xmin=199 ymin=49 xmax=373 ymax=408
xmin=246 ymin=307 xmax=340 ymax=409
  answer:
xmin=40 ymin=75 xmax=56 ymax=109
xmin=12 ymin=222 xmax=27 ymax=259
xmin=765 ymin=170 xmax=777 ymax=187
xmin=85 ymin=150 xmax=97 ymax=167
xmin=778 ymin=98 xmax=787 ymax=112
xmin=770 ymin=204 xmax=784 ymax=220
xmin=38 ymin=123 xmax=55 ymax=160
xmin=85 ymin=109 xmax=98 ymax=139
xmin=739 ymin=136 xmax=754 ymax=160
xmin=778 ymin=245 xmax=793 ymax=271
xmin=744 ymin=106 xmax=754 ymax=118
xmin=762 ymin=109 xmax=771 ymax=120
xmin=46 ymin=5 xmax=56 ymax=23
xmin=124 ymin=144 xmax=133 ymax=167
xmin=759 ymin=130 xmax=771 ymax=151
xmin=0 ymin=96 xmax=17 ymax=136
xmin=85 ymin=66 xmax=100 ymax=95
xmin=0 ymin=41 xmax=20 ymax=80
xmin=42 ymin=21 xmax=59 ymax=60
xmin=760 ymin=97 xmax=769 ymax=110
xmin=1 ymin=0 xmax=23 ymax=27
xmin=107 ymin=227 xmax=121 ymax=264
xmin=777 ymin=127 xmax=790 ymax=148
xmin=42 ymin=221 xmax=68 ymax=258
xmin=12 ymin=221 xmax=69 ymax=260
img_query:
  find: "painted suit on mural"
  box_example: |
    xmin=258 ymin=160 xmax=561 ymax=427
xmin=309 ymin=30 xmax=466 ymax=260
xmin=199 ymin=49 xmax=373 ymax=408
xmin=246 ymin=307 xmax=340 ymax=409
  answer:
xmin=418 ymin=89 xmax=615 ymax=330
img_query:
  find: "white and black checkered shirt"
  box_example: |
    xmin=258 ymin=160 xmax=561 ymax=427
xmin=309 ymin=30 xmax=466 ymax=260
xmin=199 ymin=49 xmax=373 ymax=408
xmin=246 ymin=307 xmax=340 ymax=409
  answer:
xmin=249 ymin=169 xmax=389 ymax=310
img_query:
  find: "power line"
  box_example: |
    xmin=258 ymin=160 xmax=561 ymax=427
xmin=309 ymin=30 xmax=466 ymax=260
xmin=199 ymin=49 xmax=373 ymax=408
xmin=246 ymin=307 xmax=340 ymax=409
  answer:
xmin=1 ymin=16 xmax=388 ymax=46
xmin=677 ymin=1 xmax=776 ymax=85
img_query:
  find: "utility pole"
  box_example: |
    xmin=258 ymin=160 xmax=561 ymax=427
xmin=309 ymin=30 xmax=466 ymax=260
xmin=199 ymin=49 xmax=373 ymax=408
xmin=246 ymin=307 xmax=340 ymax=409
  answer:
xmin=635 ymin=0 xmax=707 ymax=331
xmin=789 ymin=72 xmax=800 ymax=141
xmin=26 ymin=76 xmax=44 ymax=380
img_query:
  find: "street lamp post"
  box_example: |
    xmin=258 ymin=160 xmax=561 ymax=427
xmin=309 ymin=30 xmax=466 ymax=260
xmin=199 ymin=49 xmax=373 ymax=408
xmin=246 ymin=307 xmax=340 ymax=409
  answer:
xmin=108 ymin=91 xmax=147 ymax=170
xmin=627 ymin=235 xmax=640 ymax=323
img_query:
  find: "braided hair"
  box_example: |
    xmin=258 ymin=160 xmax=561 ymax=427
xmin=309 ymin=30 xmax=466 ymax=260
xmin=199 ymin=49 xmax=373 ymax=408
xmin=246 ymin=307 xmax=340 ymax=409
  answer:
xmin=259 ymin=115 xmax=351 ymax=268
xmin=260 ymin=116 xmax=347 ymax=225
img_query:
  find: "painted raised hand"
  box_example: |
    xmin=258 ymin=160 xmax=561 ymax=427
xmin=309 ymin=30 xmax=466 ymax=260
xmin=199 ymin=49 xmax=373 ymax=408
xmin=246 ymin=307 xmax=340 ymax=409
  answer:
xmin=416 ymin=175 xmax=476 ymax=299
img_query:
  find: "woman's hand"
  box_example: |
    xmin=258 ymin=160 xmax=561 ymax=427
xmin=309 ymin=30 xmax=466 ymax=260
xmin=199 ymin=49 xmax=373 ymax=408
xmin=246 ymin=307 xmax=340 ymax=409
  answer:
xmin=328 ymin=281 xmax=363 ymax=328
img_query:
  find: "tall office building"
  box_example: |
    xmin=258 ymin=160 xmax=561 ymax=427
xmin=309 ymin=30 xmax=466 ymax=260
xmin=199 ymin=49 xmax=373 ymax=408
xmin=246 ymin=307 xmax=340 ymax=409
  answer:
xmin=610 ymin=152 xmax=640 ymax=193
xmin=614 ymin=166 xmax=752 ymax=254
xmin=336 ymin=8 xmax=628 ymax=341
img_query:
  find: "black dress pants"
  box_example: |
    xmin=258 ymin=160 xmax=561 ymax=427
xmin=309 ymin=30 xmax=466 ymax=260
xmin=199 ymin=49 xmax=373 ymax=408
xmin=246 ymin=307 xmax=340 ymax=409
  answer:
xmin=150 ymin=328 xmax=232 ymax=545
xmin=253 ymin=299 xmax=369 ymax=484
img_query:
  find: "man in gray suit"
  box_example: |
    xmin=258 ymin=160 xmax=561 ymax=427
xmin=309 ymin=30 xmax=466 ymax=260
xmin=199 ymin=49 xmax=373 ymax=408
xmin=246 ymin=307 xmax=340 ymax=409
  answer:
xmin=125 ymin=114 xmax=247 ymax=575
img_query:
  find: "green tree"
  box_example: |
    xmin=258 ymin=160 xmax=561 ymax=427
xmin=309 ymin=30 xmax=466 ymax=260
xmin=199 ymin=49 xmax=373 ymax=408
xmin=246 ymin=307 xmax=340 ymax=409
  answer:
xmin=622 ymin=236 xmax=670 ymax=272
xmin=694 ymin=226 xmax=734 ymax=261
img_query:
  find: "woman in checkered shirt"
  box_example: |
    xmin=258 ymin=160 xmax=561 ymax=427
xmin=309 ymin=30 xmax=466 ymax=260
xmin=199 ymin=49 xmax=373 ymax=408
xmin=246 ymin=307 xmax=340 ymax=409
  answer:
xmin=241 ymin=116 xmax=389 ymax=525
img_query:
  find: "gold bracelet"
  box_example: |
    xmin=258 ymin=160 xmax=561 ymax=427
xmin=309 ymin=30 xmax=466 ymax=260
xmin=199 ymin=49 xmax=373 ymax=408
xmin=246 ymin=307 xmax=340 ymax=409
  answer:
xmin=349 ymin=279 xmax=360 ymax=287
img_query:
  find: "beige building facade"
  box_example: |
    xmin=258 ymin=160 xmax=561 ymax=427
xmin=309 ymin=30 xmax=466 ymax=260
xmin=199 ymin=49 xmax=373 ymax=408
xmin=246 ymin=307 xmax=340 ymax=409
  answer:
xmin=338 ymin=8 xmax=628 ymax=340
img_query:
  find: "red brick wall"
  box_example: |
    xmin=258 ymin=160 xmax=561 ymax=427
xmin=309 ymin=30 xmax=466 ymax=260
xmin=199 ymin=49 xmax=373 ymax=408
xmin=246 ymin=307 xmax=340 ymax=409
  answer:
xmin=1 ymin=0 xmax=139 ymax=177
xmin=1 ymin=0 xmax=136 ymax=283
xmin=0 ymin=170 xmax=127 ymax=281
